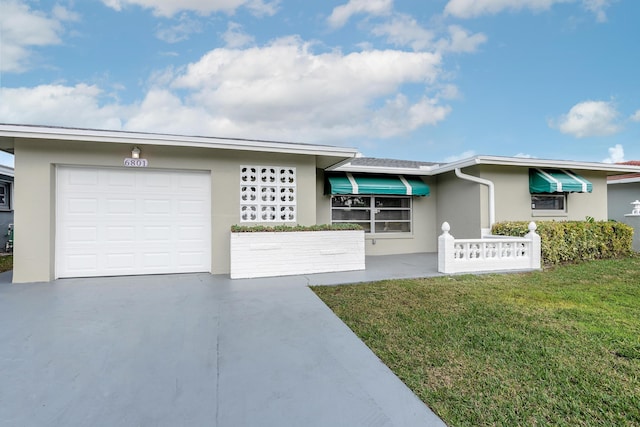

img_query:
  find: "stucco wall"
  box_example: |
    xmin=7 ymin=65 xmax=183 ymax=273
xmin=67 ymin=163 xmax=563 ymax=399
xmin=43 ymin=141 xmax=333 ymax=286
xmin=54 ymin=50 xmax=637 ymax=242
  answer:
xmin=608 ymin=182 xmax=640 ymax=221
xmin=13 ymin=138 xmax=319 ymax=282
xmin=479 ymin=166 xmax=609 ymax=223
xmin=316 ymin=174 xmax=438 ymax=255
xmin=435 ymin=169 xmax=483 ymax=238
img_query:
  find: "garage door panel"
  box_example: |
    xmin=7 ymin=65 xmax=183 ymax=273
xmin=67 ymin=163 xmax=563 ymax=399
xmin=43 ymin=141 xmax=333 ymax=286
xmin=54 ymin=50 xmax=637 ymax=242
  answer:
xmin=105 ymin=253 xmax=137 ymax=270
xmin=104 ymin=226 xmax=136 ymax=242
xmin=68 ymin=169 xmax=99 ymax=186
xmin=143 ymin=199 xmax=172 ymax=215
xmin=66 ymin=253 xmax=99 ymax=272
xmin=57 ymin=167 xmax=211 ymax=278
xmin=67 ymin=198 xmax=99 ymax=215
xmin=107 ymin=171 xmax=136 ymax=187
xmin=106 ymin=199 xmax=136 ymax=215
xmin=67 ymin=226 xmax=98 ymax=243
xmin=178 ymin=252 xmax=207 ymax=267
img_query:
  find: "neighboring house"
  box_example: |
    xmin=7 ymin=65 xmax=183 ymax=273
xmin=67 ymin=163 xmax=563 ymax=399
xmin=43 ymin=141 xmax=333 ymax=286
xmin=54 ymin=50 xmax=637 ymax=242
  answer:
xmin=607 ymin=161 xmax=640 ymax=222
xmin=0 ymin=165 xmax=14 ymax=252
xmin=1 ymin=124 xmax=639 ymax=283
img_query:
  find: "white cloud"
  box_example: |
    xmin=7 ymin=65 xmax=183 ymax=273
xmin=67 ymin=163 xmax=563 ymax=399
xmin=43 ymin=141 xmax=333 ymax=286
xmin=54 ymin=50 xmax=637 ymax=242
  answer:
xmin=161 ymin=37 xmax=447 ymax=140
xmin=552 ymin=100 xmax=621 ymax=138
xmin=371 ymin=15 xmax=486 ymax=54
xmin=371 ymin=14 xmax=435 ymax=51
xmin=438 ymin=25 xmax=487 ymax=53
xmin=101 ymin=0 xmax=279 ymax=17
xmin=0 ymin=84 xmax=124 ymax=130
xmin=631 ymin=110 xmax=640 ymax=122
xmin=222 ymin=22 xmax=255 ymax=48
xmin=603 ymin=144 xmax=624 ymax=164
xmin=443 ymin=150 xmax=476 ymax=163
xmin=1 ymin=38 xmax=451 ymax=144
xmin=582 ymin=0 xmax=611 ymax=22
xmin=245 ymin=0 xmax=280 ymax=17
xmin=444 ymin=0 xmax=611 ymax=22
xmin=0 ymin=0 xmax=76 ymax=72
xmin=328 ymin=0 xmax=393 ymax=28
xmin=155 ymin=13 xmax=203 ymax=43
xmin=514 ymin=153 xmax=536 ymax=158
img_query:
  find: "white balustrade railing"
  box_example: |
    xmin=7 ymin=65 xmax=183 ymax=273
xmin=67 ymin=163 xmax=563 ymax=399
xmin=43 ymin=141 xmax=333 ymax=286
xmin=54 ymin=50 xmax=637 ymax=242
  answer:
xmin=438 ymin=222 xmax=541 ymax=274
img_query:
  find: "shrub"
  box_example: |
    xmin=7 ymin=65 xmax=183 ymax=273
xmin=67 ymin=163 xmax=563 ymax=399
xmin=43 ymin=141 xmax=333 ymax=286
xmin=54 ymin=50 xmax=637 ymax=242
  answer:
xmin=230 ymin=223 xmax=363 ymax=233
xmin=492 ymin=220 xmax=633 ymax=265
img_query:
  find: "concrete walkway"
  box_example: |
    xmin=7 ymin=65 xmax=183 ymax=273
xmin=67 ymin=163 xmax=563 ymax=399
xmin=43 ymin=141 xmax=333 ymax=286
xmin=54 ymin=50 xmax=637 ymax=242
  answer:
xmin=0 ymin=255 xmax=446 ymax=427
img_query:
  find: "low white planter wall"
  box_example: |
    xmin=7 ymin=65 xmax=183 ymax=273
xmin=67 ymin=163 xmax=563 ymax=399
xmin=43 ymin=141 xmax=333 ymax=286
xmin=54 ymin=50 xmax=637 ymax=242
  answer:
xmin=230 ymin=230 xmax=365 ymax=279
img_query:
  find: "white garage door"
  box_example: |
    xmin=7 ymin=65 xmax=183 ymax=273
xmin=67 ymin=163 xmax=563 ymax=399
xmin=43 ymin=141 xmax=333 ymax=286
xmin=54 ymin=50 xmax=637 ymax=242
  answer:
xmin=56 ymin=166 xmax=211 ymax=278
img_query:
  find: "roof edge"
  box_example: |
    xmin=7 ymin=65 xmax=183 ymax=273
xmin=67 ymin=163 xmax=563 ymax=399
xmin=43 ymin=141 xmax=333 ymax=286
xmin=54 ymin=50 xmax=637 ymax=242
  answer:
xmin=432 ymin=155 xmax=640 ymax=175
xmin=0 ymin=123 xmax=359 ymax=158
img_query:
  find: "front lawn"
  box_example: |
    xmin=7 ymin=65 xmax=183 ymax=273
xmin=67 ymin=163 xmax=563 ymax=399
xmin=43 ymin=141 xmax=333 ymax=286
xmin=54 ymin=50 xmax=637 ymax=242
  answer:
xmin=312 ymin=258 xmax=640 ymax=426
xmin=0 ymin=255 xmax=12 ymax=273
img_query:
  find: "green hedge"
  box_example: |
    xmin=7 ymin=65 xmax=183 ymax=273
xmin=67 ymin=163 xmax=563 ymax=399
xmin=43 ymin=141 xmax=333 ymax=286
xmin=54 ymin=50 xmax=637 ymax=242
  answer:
xmin=492 ymin=221 xmax=633 ymax=265
xmin=231 ymin=223 xmax=363 ymax=233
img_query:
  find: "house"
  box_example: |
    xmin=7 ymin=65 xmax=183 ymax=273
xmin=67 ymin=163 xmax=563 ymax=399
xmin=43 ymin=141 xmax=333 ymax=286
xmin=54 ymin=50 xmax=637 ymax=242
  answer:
xmin=0 ymin=165 xmax=14 ymax=252
xmin=1 ymin=123 xmax=639 ymax=283
xmin=607 ymin=161 xmax=640 ymax=222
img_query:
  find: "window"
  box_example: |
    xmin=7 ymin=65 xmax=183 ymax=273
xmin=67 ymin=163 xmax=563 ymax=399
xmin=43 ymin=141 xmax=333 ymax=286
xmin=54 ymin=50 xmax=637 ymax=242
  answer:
xmin=531 ymin=194 xmax=565 ymax=211
xmin=240 ymin=166 xmax=296 ymax=222
xmin=331 ymin=195 xmax=411 ymax=233
xmin=0 ymin=181 xmax=10 ymax=210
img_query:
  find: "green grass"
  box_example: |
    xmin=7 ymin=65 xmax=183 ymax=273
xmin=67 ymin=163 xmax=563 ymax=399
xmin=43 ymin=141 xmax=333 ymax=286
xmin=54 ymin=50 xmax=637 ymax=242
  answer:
xmin=0 ymin=255 xmax=12 ymax=273
xmin=312 ymin=258 xmax=640 ymax=426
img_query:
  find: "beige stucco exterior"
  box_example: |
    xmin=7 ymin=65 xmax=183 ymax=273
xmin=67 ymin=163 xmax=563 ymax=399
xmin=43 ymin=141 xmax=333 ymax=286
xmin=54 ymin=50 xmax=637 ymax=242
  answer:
xmin=434 ymin=165 xmax=609 ymax=239
xmin=479 ymin=165 xmax=608 ymax=222
xmin=435 ymin=168 xmax=483 ymax=238
xmin=13 ymin=138 xmax=323 ymax=282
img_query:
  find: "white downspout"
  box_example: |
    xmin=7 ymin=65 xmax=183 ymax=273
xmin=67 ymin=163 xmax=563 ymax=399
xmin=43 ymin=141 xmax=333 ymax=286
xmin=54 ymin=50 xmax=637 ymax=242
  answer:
xmin=455 ymin=168 xmax=495 ymax=236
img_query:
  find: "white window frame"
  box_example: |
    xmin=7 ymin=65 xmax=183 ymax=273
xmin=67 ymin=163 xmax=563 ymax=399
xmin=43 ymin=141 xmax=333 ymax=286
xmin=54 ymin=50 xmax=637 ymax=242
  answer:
xmin=240 ymin=165 xmax=296 ymax=223
xmin=331 ymin=195 xmax=412 ymax=234
xmin=531 ymin=193 xmax=567 ymax=217
xmin=0 ymin=181 xmax=11 ymax=211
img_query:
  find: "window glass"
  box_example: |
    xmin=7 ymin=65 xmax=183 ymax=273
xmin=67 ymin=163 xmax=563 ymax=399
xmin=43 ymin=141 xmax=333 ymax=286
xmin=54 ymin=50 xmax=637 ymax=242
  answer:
xmin=374 ymin=210 xmax=411 ymax=221
xmin=0 ymin=183 xmax=9 ymax=209
xmin=374 ymin=197 xmax=410 ymax=208
xmin=331 ymin=195 xmax=411 ymax=233
xmin=331 ymin=196 xmax=370 ymax=208
xmin=531 ymin=194 xmax=565 ymax=210
xmin=332 ymin=209 xmax=370 ymax=221
xmin=374 ymin=222 xmax=411 ymax=233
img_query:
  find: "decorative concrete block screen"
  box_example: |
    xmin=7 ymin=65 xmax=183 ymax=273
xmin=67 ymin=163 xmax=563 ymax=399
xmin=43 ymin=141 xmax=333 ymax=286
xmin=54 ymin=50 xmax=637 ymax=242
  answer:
xmin=230 ymin=230 xmax=365 ymax=279
xmin=438 ymin=222 xmax=541 ymax=274
xmin=240 ymin=166 xmax=296 ymax=222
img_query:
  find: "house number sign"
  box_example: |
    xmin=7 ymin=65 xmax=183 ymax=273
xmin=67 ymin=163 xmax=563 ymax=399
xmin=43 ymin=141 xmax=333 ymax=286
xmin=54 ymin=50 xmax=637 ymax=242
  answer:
xmin=124 ymin=158 xmax=148 ymax=167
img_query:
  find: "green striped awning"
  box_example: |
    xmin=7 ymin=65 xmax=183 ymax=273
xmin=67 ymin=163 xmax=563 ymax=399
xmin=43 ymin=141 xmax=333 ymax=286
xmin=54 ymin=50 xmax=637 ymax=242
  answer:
xmin=529 ymin=169 xmax=592 ymax=193
xmin=327 ymin=173 xmax=430 ymax=196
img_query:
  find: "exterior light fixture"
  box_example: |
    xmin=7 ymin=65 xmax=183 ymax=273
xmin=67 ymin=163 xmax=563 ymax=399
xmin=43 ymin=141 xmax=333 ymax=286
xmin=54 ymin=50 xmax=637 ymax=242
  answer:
xmin=131 ymin=147 xmax=141 ymax=159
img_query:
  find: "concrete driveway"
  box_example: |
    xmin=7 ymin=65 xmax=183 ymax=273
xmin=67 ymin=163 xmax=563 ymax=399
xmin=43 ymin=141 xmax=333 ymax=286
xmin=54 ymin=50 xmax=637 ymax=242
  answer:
xmin=0 ymin=270 xmax=445 ymax=427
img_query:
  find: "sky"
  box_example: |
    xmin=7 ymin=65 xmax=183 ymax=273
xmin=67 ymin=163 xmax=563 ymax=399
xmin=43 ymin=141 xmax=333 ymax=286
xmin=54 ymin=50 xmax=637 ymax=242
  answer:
xmin=1 ymin=0 xmax=639 ymax=168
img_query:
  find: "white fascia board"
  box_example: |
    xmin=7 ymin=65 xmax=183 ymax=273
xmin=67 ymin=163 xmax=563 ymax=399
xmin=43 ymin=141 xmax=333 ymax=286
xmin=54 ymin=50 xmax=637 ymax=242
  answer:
xmin=0 ymin=124 xmax=358 ymax=158
xmin=607 ymin=177 xmax=640 ymax=185
xmin=0 ymin=165 xmax=14 ymax=177
xmin=432 ymin=155 xmax=640 ymax=175
xmin=329 ymin=164 xmax=437 ymax=175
